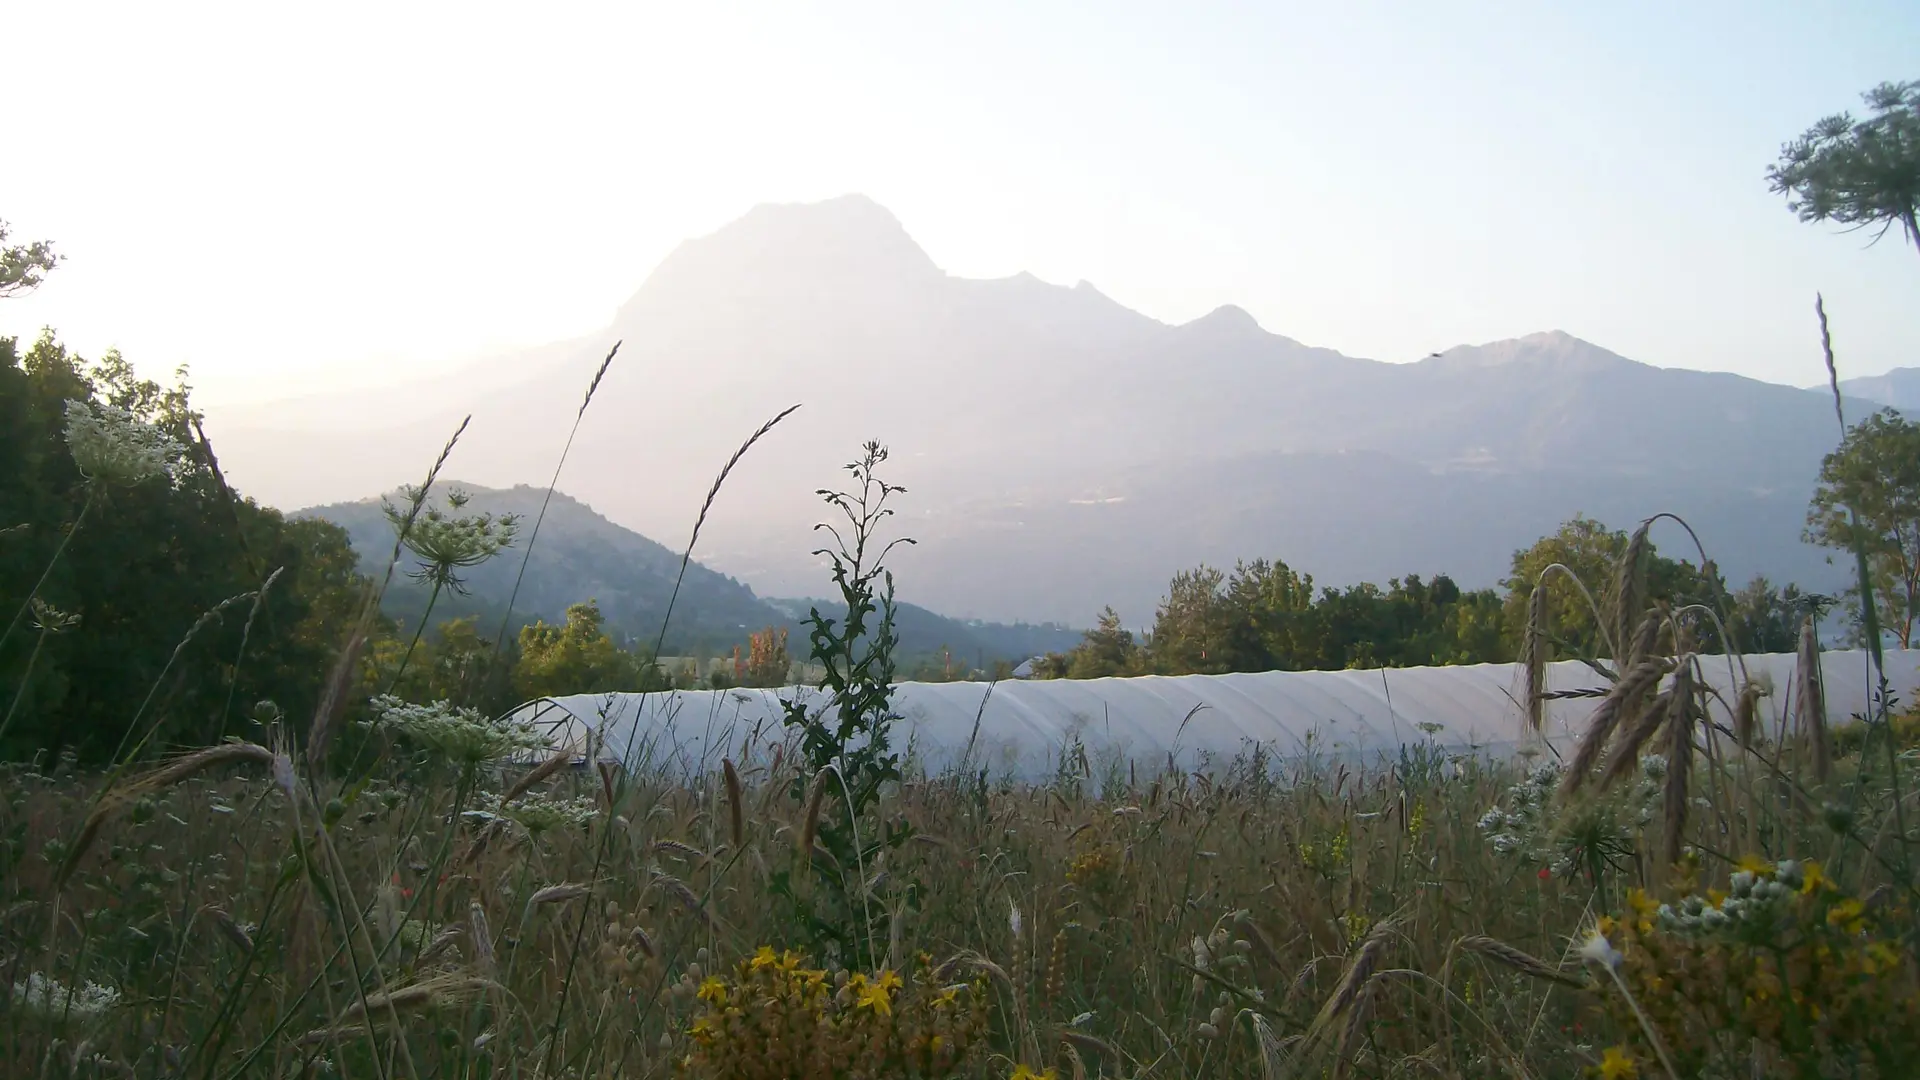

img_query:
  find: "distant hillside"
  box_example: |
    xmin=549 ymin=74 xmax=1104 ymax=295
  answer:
xmin=765 ymin=597 xmax=1082 ymax=671
xmin=1835 ymin=367 xmax=1920 ymax=411
xmin=299 ymin=483 xmax=1080 ymax=663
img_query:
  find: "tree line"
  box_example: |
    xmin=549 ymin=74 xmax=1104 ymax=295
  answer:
xmin=1033 ymin=449 xmax=1918 ymax=680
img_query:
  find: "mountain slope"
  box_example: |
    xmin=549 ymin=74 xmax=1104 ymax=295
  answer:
xmin=1836 ymin=367 xmax=1920 ymax=411
xmin=299 ymin=482 xmax=1078 ymax=661
xmin=218 ymin=195 xmax=1877 ymax=624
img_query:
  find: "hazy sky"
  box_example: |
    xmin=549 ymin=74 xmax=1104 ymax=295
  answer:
xmin=6 ymin=2 xmax=1916 ymax=405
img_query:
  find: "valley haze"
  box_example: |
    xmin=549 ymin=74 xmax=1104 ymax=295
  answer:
xmin=204 ymin=195 xmax=1895 ymax=626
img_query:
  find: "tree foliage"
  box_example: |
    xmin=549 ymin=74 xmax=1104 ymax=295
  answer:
xmin=1768 ymin=79 xmax=1920 ymax=258
xmin=0 ymin=331 xmax=369 ymax=760
xmin=513 ymin=599 xmax=661 ymax=699
xmin=0 ymin=220 xmax=60 ymax=298
xmin=1501 ymin=515 xmax=1724 ymax=659
xmin=1806 ymin=409 xmax=1920 ymax=648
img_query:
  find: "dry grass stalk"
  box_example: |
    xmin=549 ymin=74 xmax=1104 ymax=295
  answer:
xmin=1522 ymin=585 xmax=1549 ymax=736
xmin=58 ymin=742 xmax=275 ymax=887
xmin=1663 ymin=662 xmax=1697 ymax=868
xmin=1599 ymin=689 xmax=1674 ymax=789
xmin=207 ymin=906 xmax=254 ymax=953
xmin=501 ymin=746 xmax=576 ymax=804
xmin=660 ymin=875 xmax=718 ymax=930
xmin=1610 ymin=522 xmax=1651 ymax=663
xmin=798 ymin=767 xmax=831 ymax=858
xmin=530 ymin=883 xmax=590 ymax=906
xmin=1795 ymin=615 xmax=1830 ymax=780
xmin=307 ymin=974 xmax=497 ymax=1038
xmin=469 ymin=901 xmax=495 ymax=975
xmin=1058 ymin=1029 xmax=1119 ymax=1066
xmin=306 ymin=629 xmax=366 ymax=772
xmin=1562 ymin=659 xmax=1668 ymax=797
xmin=1734 ymin=681 xmax=1763 ymax=748
xmin=1456 ymin=936 xmax=1587 ymax=989
xmin=1236 ymin=911 xmax=1285 ymax=972
xmin=1308 ymin=920 xmax=1392 ymax=1049
xmin=722 ymin=758 xmax=744 ymax=849
xmin=1623 ymin=609 xmax=1663 ymax=670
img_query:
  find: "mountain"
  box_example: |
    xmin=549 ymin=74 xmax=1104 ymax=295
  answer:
xmin=298 ymin=482 xmax=1077 ymax=662
xmin=217 ymin=194 xmax=1884 ymax=624
xmin=1834 ymin=367 xmax=1920 ymax=411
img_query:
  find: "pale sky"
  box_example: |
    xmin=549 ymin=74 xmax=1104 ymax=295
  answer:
xmin=5 ymin=1 xmax=1916 ymax=406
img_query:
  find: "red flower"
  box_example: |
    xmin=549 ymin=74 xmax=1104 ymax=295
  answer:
xmin=1537 ymin=867 xmax=1551 ymax=880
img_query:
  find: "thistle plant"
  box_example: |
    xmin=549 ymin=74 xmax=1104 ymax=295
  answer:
xmin=774 ymin=441 xmax=916 ymax=969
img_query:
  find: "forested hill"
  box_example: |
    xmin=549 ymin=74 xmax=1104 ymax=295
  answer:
xmin=299 ymin=483 xmax=1080 ymax=664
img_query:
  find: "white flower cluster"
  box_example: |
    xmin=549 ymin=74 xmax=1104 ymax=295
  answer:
xmin=63 ymin=399 xmax=185 ymax=486
xmin=1655 ymin=859 xmax=1802 ymax=939
xmin=1476 ymin=763 xmax=1564 ymax=862
xmin=468 ymin=789 xmax=599 ymax=833
xmin=1478 ymin=757 xmax=1666 ymax=872
xmin=367 ymin=695 xmax=546 ymax=765
xmin=10 ymin=971 xmax=121 ymax=1022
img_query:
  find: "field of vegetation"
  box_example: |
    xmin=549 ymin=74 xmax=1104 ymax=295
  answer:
xmin=6 ymin=82 xmax=1920 ymax=1079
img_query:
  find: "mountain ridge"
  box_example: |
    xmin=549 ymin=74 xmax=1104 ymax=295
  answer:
xmin=207 ymin=194 xmax=1892 ymax=624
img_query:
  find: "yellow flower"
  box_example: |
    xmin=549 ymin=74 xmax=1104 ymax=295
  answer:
xmin=854 ymin=981 xmax=894 ymax=1017
xmin=749 ymin=946 xmax=779 ymax=971
xmin=1800 ymin=860 xmax=1829 ymax=895
xmin=1827 ymin=898 xmax=1867 ymax=935
xmin=696 ymin=976 xmax=728 ymax=1005
xmin=1736 ymin=853 xmax=1772 ymax=876
xmin=1010 ymin=1067 xmax=1058 ymax=1080
xmin=1597 ymin=1045 xmax=1638 ymax=1079
xmin=873 ymin=968 xmax=903 ymax=993
xmin=931 ymin=987 xmax=960 ymax=1009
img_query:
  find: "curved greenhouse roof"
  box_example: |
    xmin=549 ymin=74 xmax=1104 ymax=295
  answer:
xmin=503 ymin=650 xmax=1916 ymax=782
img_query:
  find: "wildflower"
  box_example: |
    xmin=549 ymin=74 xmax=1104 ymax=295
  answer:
xmin=749 ymin=946 xmax=779 ymax=972
xmin=1798 ymin=859 xmax=1828 ymax=895
xmin=368 ymin=696 xmax=545 ymax=765
xmin=1578 ymin=927 xmax=1623 ymax=971
xmin=63 ymin=399 xmax=184 ymax=485
xmin=382 ymin=486 xmax=519 ymax=595
xmin=854 ymin=979 xmax=893 ymax=1017
xmin=1597 ymin=1044 xmax=1639 ymax=1079
xmin=470 ymin=790 xmax=598 ymax=833
xmin=1827 ymin=898 xmax=1866 ymax=935
xmin=27 ymin=599 xmax=79 ymax=634
xmin=696 ymin=976 xmax=727 ymax=1006
xmin=1009 ymin=1066 xmax=1057 ymax=1080
xmin=10 ymin=972 xmax=120 ymax=1023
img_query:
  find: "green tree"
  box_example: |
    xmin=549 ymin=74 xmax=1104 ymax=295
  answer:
xmin=1724 ymin=576 xmax=1817 ymax=654
xmin=1062 ymin=606 xmax=1142 ymax=678
xmin=0 ymin=219 xmax=60 ymax=298
xmin=1806 ymin=409 xmax=1920 ymax=648
xmin=1147 ymin=566 xmax=1233 ymax=674
xmin=1502 ymin=515 xmax=1724 ymax=659
xmin=1768 ymin=80 xmax=1920 ymax=259
xmin=513 ymin=599 xmax=649 ymax=699
xmin=0 ymin=331 xmax=369 ymax=760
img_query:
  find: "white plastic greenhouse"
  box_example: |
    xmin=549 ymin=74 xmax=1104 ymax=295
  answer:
xmin=501 ymin=650 xmax=1918 ymax=783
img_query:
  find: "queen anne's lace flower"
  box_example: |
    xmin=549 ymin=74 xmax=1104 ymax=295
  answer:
xmin=467 ymin=790 xmax=599 ymax=833
xmin=63 ymin=399 xmax=185 ymax=485
xmin=367 ymin=695 xmax=546 ymax=764
xmin=10 ymin=972 xmax=120 ymax=1022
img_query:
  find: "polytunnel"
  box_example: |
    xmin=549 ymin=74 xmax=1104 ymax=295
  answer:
xmin=499 ymin=650 xmax=1917 ymax=784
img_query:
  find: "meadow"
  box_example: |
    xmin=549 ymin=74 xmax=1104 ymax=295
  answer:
xmin=6 ymin=333 xmax=1920 ymax=1080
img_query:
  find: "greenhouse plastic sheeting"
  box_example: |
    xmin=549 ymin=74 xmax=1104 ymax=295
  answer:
xmin=500 ymin=650 xmax=1917 ymax=782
